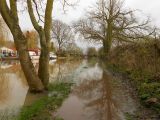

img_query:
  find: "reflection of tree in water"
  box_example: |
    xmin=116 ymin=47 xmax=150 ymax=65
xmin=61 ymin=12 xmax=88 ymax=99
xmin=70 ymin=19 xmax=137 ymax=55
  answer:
xmin=49 ymin=59 xmax=82 ymax=82
xmin=0 ymin=68 xmax=9 ymax=103
xmin=0 ymin=62 xmax=26 ymax=102
xmin=0 ymin=62 xmax=28 ymax=119
xmin=87 ymin=58 xmax=98 ymax=67
xmin=73 ymin=69 xmax=124 ymax=120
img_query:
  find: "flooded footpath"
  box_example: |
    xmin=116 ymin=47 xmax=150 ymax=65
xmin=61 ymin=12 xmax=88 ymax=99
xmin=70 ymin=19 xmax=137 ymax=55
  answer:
xmin=55 ymin=60 xmax=139 ymax=120
xmin=0 ymin=59 xmax=145 ymax=120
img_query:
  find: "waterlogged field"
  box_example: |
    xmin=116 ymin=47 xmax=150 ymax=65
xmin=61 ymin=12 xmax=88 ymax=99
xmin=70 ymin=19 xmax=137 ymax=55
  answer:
xmin=0 ymin=59 xmax=143 ymax=120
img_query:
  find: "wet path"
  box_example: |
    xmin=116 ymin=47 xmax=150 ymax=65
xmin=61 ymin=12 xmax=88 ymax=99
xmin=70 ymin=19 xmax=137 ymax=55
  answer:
xmin=55 ymin=60 xmax=139 ymax=120
xmin=0 ymin=59 xmax=139 ymax=120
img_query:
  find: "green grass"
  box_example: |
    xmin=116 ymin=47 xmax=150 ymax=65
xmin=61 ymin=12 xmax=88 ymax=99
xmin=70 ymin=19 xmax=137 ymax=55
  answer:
xmin=16 ymin=82 xmax=72 ymax=120
xmin=125 ymin=113 xmax=135 ymax=120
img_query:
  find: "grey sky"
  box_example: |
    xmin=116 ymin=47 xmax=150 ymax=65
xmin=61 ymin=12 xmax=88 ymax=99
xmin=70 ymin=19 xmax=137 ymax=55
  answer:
xmin=19 ymin=0 xmax=160 ymax=30
xmin=17 ymin=0 xmax=160 ymax=50
xmin=126 ymin=0 xmax=160 ymax=26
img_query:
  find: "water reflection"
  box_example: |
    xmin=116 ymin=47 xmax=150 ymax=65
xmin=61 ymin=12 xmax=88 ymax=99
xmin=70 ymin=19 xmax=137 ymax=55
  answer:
xmin=56 ymin=60 xmax=138 ymax=120
xmin=0 ymin=59 xmax=82 ymax=119
xmin=0 ymin=59 xmax=138 ymax=120
xmin=0 ymin=61 xmax=28 ymax=119
xmin=49 ymin=59 xmax=82 ymax=83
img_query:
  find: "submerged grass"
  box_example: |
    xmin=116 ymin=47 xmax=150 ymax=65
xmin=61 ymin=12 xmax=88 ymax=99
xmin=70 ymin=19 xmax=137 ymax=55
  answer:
xmin=16 ymin=82 xmax=72 ymax=120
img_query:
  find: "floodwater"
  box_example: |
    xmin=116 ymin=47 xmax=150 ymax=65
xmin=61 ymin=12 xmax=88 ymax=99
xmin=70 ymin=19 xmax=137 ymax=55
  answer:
xmin=0 ymin=59 xmax=139 ymax=120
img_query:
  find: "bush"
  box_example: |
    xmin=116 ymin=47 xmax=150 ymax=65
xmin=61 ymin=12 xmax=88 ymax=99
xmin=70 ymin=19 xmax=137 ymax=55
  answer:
xmin=109 ymin=41 xmax=160 ymax=113
xmin=87 ymin=47 xmax=97 ymax=57
xmin=98 ymin=47 xmax=105 ymax=57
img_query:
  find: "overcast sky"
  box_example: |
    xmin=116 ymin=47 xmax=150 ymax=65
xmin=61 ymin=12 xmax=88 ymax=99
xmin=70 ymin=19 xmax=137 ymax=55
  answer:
xmin=15 ymin=0 xmax=160 ymax=50
xmin=19 ymin=0 xmax=160 ymax=30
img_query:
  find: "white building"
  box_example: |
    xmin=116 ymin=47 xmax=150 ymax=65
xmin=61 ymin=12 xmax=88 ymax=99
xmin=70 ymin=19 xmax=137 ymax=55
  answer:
xmin=0 ymin=47 xmax=17 ymax=57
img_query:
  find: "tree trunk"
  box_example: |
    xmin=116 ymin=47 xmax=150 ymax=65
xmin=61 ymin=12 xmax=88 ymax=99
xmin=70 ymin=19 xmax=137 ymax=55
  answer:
xmin=38 ymin=30 xmax=50 ymax=89
xmin=107 ymin=20 xmax=113 ymax=53
xmin=103 ymin=0 xmax=114 ymax=59
xmin=0 ymin=0 xmax=44 ymax=92
xmin=38 ymin=48 xmax=50 ymax=89
xmin=13 ymin=26 xmax=44 ymax=92
xmin=103 ymin=39 xmax=108 ymax=57
xmin=103 ymin=19 xmax=113 ymax=58
xmin=103 ymin=34 xmax=112 ymax=58
xmin=27 ymin=0 xmax=54 ymax=89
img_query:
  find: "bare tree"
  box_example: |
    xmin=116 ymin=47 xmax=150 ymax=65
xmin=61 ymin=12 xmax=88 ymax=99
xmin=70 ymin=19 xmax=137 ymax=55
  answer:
xmin=27 ymin=0 xmax=78 ymax=88
xmin=52 ymin=20 xmax=73 ymax=54
xmin=74 ymin=0 xmax=152 ymax=58
xmin=0 ymin=0 xmax=78 ymax=91
xmin=27 ymin=0 xmax=54 ymax=88
xmin=0 ymin=0 xmax=55 ymax=92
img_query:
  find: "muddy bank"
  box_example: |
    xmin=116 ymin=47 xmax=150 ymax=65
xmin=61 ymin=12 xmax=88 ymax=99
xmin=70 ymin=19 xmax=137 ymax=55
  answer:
xmin=108 ymin=64 xmax=160 ymax=120
xmin=109 ymin=42 xmax=160 ymax=115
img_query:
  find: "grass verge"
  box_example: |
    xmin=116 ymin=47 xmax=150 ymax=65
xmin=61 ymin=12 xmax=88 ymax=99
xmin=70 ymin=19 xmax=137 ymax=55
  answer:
xmin=108 ymin=64 xmax=160 ymax=114
xmin=16 ymin=82 xmax=72 ymax=120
